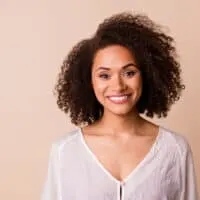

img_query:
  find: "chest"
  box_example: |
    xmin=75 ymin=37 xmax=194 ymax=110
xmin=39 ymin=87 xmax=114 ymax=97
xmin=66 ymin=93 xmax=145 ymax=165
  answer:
xmin=60 ymin=136 xmax=180 ymax=200
xmin=82 ymin=134 xmax=156 ymax=182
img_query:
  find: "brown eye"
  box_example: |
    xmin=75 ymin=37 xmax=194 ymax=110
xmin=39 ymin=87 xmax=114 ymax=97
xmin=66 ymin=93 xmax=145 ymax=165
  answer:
xmin=99 ymin=74 xmax=110 ymax=80
xmin=124 ymin=71 xmax=137 ymax=78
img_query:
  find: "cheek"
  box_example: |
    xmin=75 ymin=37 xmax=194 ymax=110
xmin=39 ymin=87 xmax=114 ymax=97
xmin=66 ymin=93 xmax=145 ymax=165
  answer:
xmin=92 ymin=78 xmax=107 ymax=97
xmin=136 ymin=79 xmax=143 ymax=91
xmin=129 ymin=76 xmax=143 ymax=90
xmin=136 ymin=78 xmax=143 ymax=98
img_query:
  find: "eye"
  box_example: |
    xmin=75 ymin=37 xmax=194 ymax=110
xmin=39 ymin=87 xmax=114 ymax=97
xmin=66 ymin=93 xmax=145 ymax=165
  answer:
xmin=124 ymin=70 xmax=137 ymax=78
xmin=99 ymin=73 xmax=110 ymax=80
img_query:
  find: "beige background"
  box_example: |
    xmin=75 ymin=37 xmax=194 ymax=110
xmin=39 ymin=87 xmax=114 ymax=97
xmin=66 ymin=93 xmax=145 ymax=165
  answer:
xmin=0 ymin=0 xmax=199 ymax=199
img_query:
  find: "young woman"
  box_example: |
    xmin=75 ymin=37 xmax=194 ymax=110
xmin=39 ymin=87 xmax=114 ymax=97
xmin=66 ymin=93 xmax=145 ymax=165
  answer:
xmin=41 ymin=12 xmax=198 ymax=200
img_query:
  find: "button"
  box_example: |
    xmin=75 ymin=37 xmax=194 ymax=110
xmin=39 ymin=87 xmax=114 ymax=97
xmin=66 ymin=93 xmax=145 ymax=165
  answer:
xmin=121 ymin=181 xmax=125 ymax=186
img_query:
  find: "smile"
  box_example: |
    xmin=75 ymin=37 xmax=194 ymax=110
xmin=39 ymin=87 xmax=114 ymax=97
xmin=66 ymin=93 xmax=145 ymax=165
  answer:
xmin=107 ymin=94 xmax=131 ymax=104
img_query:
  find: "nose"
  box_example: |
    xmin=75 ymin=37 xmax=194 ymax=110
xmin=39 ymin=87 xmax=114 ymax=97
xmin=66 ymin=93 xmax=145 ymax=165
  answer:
xmin=110 ymin=75 xmax=127 ymax=92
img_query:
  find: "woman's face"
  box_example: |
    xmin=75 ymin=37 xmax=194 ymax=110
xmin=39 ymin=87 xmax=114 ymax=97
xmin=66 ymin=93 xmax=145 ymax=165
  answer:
xmin=91 ymin=45 xmax=143 ymax=116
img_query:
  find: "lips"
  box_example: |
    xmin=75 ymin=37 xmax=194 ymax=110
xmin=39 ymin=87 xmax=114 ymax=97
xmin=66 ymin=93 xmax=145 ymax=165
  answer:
xmin=107 ymin=93 xmax=131 ymax=98
xmin=107 ymin=94 xmax=131 ymax=104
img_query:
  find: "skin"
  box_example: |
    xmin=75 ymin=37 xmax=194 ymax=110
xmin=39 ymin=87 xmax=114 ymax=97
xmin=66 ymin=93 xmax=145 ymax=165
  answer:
xmin=81 ymin=45 xmax=159 ymax=182
xmin=92 ymin=45 xmax=142 ymax=118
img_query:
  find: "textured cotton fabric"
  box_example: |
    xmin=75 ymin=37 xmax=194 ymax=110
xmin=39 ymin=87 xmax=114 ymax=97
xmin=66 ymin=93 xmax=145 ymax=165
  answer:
xmin=41 ymin=126 xmax=199 ymax=200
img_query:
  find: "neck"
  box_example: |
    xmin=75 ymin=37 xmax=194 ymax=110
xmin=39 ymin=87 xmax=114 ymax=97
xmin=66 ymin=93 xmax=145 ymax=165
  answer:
xmin=97 ymin=109 xmax=146 ymax=135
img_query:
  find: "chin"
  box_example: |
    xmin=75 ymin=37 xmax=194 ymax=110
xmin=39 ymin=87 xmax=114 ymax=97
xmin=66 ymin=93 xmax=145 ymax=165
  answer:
xmin=99 ymin=97 xmax=140 ymax=116
xmin=105 ymin=106 xmax=135 ymax=116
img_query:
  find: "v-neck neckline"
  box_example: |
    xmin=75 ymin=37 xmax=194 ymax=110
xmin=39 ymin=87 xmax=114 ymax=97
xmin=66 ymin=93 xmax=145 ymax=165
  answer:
xmin=78 ymin=126 xmax=163 ymax=185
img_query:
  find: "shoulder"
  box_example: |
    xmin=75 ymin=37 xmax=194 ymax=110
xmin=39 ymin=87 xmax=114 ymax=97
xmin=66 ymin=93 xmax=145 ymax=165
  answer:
xmin=159 ymin=126 xmax=192 ymax=158
xmin=50 ymin=128 xmax=81 ymax=154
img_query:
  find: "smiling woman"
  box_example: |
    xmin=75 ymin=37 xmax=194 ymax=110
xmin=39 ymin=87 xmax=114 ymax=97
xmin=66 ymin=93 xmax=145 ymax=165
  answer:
xmin=41 ymin=12 xmax=199 ymax=200
xmin=91 ymin=45 xmax=142 ymax=116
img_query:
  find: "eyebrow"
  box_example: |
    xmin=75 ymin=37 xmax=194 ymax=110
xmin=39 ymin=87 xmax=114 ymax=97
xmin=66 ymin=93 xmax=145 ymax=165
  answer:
xmin=96 ymin=62 xmax=138 ymax=71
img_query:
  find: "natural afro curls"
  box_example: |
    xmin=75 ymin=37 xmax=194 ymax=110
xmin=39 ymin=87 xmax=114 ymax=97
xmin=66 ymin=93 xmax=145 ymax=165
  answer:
xmin=54 ymin=12 xmax=185 ymax=126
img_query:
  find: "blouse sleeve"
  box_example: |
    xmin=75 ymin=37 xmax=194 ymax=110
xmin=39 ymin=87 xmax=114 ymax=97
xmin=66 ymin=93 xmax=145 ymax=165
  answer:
xmin=41 ymin=143 xmax=60 ymax=200
xmin=180 ymin=140 xmax=199 ymax=200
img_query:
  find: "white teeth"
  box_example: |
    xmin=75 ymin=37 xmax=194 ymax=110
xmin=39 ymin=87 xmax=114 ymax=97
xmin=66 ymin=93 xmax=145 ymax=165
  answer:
xmin=109 ymin=95 xmax=128 ymax=101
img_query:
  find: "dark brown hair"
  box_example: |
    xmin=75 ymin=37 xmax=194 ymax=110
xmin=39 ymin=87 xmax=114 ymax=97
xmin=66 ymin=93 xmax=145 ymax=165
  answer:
xmin=54 ymin=12 xmax=185 ymax=126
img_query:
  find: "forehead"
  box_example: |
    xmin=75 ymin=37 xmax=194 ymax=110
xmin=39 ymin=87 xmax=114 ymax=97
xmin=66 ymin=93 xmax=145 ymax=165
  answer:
xmin=92 ymin=45 xmax=137 ymax=69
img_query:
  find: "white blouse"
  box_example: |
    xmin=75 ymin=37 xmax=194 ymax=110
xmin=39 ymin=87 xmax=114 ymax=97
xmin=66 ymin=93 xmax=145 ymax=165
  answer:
xmin=41 ymin=126 xmax=199 ymax=200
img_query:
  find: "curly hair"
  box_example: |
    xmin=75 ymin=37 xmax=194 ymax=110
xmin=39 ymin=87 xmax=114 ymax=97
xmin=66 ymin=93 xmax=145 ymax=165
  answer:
xmin=54 ymin=12 xmax=185 ymax=126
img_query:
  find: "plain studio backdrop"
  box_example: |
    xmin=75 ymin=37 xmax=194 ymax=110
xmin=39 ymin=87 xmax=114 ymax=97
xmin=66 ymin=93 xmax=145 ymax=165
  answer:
xmin=0 ymin=0 xmax=199 ymax=199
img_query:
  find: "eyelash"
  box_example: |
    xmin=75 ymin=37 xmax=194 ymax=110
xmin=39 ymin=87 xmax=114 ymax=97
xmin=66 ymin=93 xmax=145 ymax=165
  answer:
xmin=99 ymin=74 xmax=110 ymax=79
xmin=124 ymin=71 xmax=137 ymax=77
xmin=99 ymin=71 xmax=137 ymax=80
